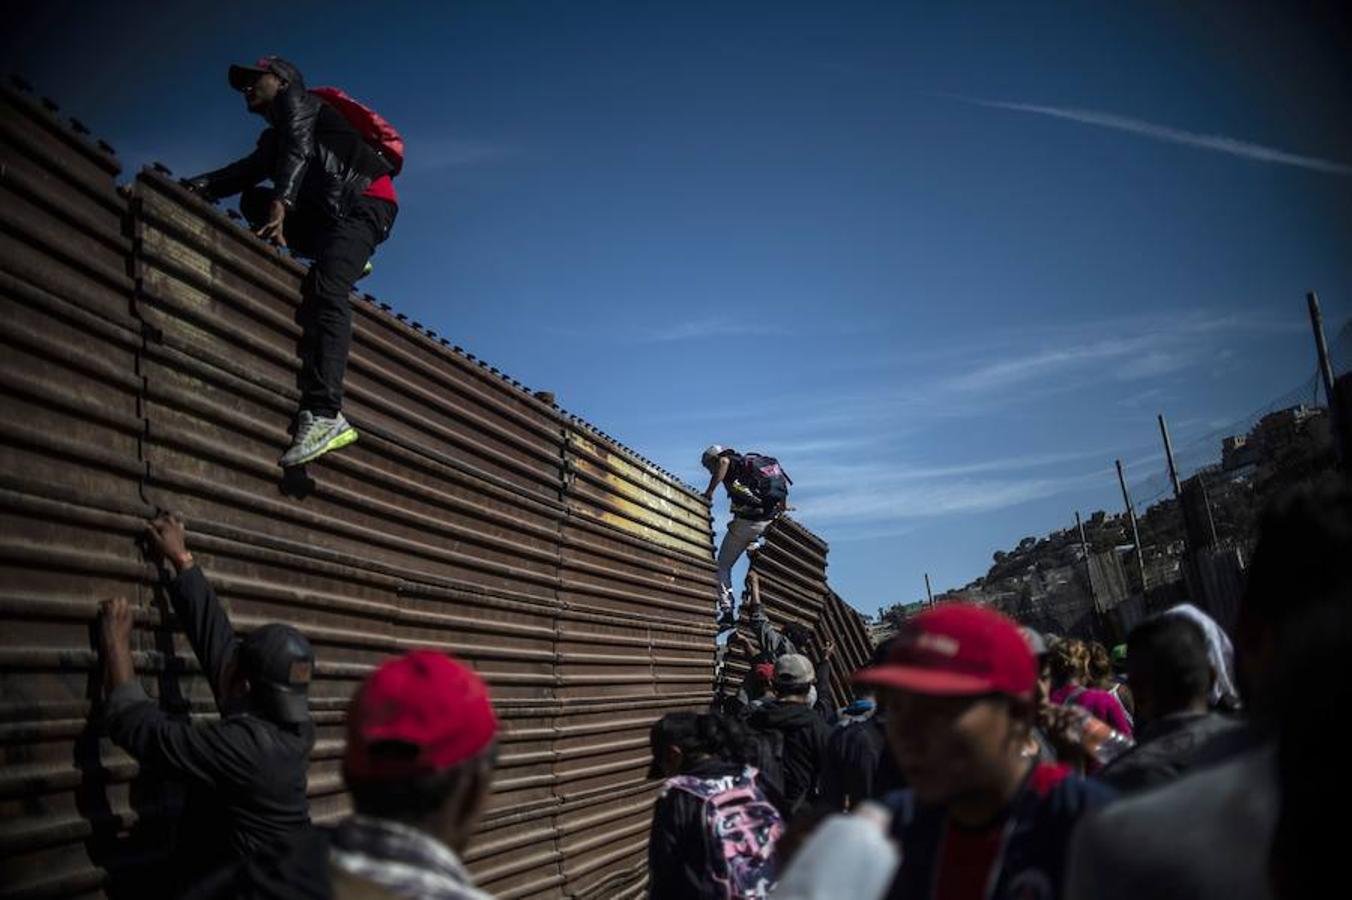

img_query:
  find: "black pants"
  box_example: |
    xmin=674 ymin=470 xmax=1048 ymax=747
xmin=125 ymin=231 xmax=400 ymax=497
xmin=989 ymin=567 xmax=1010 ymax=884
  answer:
xmin=241 ymin=188 xmax=397 ymax=418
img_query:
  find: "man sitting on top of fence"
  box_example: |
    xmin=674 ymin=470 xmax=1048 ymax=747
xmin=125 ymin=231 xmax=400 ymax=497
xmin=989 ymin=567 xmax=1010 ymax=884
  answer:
xmin=184 ymin=56 xmax=401 ymax=468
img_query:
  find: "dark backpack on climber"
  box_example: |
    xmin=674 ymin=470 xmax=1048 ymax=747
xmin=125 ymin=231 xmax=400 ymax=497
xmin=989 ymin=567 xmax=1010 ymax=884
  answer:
xmin=738 ymin=453 xmax=791 ymax=519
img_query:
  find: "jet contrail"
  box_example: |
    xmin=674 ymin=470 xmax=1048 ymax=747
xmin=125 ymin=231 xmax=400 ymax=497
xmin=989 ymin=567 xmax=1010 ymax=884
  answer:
xmin=953 ymin=95 xmax=1352 ymax=176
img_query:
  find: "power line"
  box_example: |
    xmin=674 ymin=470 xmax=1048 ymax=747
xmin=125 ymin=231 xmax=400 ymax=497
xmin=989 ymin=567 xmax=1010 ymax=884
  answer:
xmin=1125 ymin=363 xmax=1331 ymax=508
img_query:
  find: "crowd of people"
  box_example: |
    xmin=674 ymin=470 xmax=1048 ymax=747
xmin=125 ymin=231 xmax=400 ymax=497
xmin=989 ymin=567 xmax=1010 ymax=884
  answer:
xmin=97 ymin=474 xmax=1349 ymax=899
xmin=643 ymin=472 xmax=1349 ymax=900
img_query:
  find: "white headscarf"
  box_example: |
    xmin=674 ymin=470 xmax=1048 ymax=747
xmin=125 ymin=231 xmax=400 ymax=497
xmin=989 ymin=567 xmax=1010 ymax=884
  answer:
xmin=1164 ymin=603 xmax=1240 ymax=708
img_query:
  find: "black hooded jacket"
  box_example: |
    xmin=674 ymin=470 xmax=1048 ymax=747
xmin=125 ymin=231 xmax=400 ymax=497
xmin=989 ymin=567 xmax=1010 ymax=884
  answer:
xmin=192 ymin=77 xmax=391 ymax=219
xmin=820 ymin=714 xmax=906 ymax=810
xmin=746 ymin=701 xmax=832 ymax=816
xmin=105 ymin=566 xmax=315 ymax=868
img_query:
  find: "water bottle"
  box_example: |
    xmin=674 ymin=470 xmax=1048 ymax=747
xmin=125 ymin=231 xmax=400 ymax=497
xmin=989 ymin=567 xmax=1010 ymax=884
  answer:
xmin=1064 ymin=706 xmax=1134 ymax=766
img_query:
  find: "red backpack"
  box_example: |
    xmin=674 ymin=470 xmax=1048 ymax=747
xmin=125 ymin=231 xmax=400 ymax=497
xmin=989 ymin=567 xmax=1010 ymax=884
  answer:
xmin=310 ymin=86 xmax=405 ymax=176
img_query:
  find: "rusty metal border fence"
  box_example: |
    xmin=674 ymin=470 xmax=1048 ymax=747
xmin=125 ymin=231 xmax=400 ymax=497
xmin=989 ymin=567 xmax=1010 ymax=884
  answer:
xmin=819 ymin=589 xmax=875 ymax=701
xmin=718 ymin=517 xmax=873 ymax=713
xmin=0 ymin=81 xmax=718 ymax=899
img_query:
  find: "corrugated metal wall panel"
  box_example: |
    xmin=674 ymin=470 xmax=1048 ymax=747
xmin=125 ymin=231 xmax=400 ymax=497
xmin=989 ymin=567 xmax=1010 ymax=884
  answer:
xmin=718 ymin=517 xmax=873 ymax=713
xmin=553 ymin=425 xmax=716 ymax=896
xmin=819 ymin=590 xmax=875 ymax=705
xmin=0 ymin=82 xmax=170 ymax=900
xmin=1 ymin=83 xmax=716 ymax=900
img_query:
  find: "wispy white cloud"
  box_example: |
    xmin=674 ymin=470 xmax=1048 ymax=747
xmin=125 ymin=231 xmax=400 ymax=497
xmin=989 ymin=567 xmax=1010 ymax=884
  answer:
xmin=759 ymin=438 xmax=865 ymax=457
xmin=950 ymin=95 xmax=1352 ymax=176
xmin=405 ymin=137 xmax=516 ymax=172
xmin=940 ymin=310 xmax=1293 ymax=395
xmin=874 ymin=448 xmax=1107 ymax=481
xmin=635 ymin=316 xmax=788 ymax=344
xmin=1116 ymin=387 xmax=1171 ymax=409
xmin=638 ymin=310 xmax=1292 ymax=453
xmin=790 ymin=465 xmax=1105 ymax=525
xmin=945 ymin=340 xmax=1140 ymax=393
xmin=1117 ymin=350 xmax=1192 ymax=381
xmin=779 ymin=443 xmax=1115 ymax=528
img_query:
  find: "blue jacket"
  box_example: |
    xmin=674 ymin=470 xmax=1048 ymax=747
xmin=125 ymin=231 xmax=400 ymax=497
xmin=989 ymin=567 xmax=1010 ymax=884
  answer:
xmin=882 ymin=763 xmax=1116 ymax=900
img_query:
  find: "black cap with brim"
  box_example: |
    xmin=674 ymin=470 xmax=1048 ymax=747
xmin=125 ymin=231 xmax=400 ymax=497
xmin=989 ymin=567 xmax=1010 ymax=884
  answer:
xmin=228 ymin=64 xmax=266 ymax=91
xmin=240 ymin=623 xmax=314 ymax=724
xmin=229 ymin=57 xmax=303 ymax=92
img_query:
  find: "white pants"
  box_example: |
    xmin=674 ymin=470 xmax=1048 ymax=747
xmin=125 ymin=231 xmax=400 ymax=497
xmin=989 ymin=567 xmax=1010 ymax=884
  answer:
xmin=716 ymin=517 xmax=771 ymax=610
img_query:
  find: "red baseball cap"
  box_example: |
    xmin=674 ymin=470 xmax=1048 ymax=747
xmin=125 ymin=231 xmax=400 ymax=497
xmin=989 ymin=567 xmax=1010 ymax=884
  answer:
xmin=344 ymin=650 xmax=499 ymax=782
xmin=753 ymin=662 xmax=776 ymax=684
xmin=854 ymin=603 xmax=1035 ymax=699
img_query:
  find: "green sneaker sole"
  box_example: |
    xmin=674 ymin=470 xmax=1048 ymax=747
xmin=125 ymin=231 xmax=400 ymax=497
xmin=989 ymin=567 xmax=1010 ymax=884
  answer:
xmin=286 ymin=426 xmax=358 ymax=468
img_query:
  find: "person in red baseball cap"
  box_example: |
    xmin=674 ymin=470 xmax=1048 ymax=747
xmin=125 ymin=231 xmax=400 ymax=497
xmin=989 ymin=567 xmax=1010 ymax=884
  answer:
xmin=852 ymin=602 xmax=1116 ymax=900
xmin=327 ymin=650 xmax=500 ymax=899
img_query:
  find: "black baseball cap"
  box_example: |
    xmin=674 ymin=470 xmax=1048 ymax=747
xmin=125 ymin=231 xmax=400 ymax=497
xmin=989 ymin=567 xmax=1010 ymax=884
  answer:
xmin=229 ymin=56 xmax=304 ymax=91
xmin=239 ymin=623 xmax=314 ymax=724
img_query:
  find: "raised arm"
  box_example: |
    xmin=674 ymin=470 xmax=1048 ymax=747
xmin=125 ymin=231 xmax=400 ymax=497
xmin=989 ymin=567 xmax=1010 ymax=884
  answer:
xmin=146 ymin=514 xmax=239 ymax=710
xmin=746 ymin=572 xmax=793 ymax=659
xmin=98 ymin=596 xmax=247 ymax=791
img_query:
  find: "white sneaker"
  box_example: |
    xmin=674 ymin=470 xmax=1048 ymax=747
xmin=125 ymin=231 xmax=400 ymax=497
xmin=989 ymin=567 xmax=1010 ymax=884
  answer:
xmin=279 ymin=411 xmax=358 ymax=468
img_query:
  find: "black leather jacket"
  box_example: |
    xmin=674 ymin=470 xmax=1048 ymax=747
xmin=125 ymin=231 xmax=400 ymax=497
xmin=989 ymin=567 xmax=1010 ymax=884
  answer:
xmin=190 ymin=81 xmax=391 ymax=219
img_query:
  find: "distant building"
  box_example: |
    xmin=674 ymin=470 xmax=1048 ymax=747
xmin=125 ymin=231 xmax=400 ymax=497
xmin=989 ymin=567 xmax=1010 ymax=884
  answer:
xmin=1221 ymin=434 xmax=1258 ymax=471
xmin=1250 ymin=405 xmax=1324 ymax=456
xmin=869 ymin=619 xmax=897 ymax=645
xmin=1223 ymin=405 xmax=1327 ymax=470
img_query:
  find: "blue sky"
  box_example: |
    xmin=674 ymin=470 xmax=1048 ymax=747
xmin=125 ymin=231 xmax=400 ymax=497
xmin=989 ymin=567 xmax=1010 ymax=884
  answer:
xmin=10 ymin=2 xmax=1351 ymax=616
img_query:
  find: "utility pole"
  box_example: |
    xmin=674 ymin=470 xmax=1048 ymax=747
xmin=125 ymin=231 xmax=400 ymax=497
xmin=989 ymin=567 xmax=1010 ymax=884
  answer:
xmin=1308 ymin=291 xmax=1346 ymax=465
xmin=1158 ymin=413 xmax=1183 ymax=499
xmin=1116 ymin=459 xmax=1149 ymax=597
xmin=1160 ymin=410 xmax=1216 ymax=547
xmin=924 ymin=573 xmax=934 ymax=606
xmin=1076 ymin=510 xmax=1100 ymax=614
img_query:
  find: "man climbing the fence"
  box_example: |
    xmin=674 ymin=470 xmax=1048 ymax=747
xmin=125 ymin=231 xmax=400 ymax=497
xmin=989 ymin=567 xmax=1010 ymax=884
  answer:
xmin=702 ymin=446 xmax=791 ymax=630
xmin=98 ymin=513 xmax=316 ymax=887
xmin=184 ymin=56 xmax=402 ymax=468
